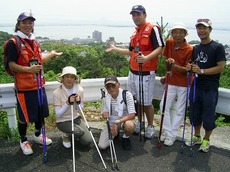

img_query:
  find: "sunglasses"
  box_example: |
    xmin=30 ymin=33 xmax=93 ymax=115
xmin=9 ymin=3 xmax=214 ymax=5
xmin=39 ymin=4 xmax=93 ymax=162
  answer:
xmin=197 ymin=18 xmax=210 ymax=23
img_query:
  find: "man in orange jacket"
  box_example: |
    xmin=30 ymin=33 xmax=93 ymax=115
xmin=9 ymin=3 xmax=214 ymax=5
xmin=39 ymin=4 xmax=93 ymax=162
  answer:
xmin=106 ymin=5 xmax=164 ymax=139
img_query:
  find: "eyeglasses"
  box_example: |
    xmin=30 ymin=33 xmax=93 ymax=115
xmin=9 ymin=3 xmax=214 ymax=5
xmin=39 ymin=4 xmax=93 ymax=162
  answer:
xmin=197 ymin=18 xmax=210 ymax=23
xmin=105 ymin=84 xmax=116 ymax=89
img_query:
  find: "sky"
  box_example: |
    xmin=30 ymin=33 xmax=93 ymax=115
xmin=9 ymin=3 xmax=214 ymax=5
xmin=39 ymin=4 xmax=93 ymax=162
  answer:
xmin=0 ymin=0 xmax=229 ymax=29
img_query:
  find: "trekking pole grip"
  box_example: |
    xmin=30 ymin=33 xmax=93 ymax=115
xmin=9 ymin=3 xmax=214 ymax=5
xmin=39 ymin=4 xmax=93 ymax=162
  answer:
xmin=68 ymin=94 xmax=76 ymax=105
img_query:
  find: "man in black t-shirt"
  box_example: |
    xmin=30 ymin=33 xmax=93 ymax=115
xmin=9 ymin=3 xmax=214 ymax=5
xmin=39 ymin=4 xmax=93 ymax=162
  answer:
xmin=185 ymin=18 xmax=226 ymax=153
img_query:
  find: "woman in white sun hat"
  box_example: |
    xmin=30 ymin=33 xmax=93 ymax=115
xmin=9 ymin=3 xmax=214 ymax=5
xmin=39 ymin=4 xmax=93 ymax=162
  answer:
xmin=159 ymin=23 xmax=193 ymax=146
xmin=53 ymin=66 xmax=92 ymax=148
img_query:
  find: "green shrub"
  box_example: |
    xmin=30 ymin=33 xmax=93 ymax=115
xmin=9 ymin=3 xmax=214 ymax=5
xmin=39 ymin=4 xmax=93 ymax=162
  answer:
xmin=0 ymin=110 xmax=20 ymax=141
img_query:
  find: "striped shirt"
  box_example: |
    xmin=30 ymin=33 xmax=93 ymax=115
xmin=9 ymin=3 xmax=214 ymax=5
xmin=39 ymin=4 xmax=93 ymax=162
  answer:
xmin=103 ymin=89 xmax=136 ymax=124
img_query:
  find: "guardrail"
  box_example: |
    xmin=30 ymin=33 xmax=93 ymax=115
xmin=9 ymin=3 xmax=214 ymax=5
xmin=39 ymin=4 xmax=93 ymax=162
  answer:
xmin=1 ymin=77 xmax=230 ymax=129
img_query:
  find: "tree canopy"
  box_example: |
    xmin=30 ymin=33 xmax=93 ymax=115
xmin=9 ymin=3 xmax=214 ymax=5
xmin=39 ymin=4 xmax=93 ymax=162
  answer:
xmin=0 ymin=31 xmax=229 ymax=89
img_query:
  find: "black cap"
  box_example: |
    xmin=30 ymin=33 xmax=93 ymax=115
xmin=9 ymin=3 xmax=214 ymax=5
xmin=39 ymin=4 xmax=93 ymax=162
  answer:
xmin=104 ymin=76 xmax=118 ymax=86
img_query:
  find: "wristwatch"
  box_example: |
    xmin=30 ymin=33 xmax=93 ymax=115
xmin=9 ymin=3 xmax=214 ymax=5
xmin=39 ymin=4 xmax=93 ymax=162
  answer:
xmin=201 ymin=69 xmax=204 ymax=74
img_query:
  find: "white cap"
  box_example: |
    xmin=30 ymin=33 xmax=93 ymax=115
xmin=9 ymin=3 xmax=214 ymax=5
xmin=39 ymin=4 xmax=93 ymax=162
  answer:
xmin=195 ymin=18 xmax=212 ymax=28
xmin=168 ymin=23 xmax=188 ymax=36
xmin=61 ymin=66 xmax=77 ymax=77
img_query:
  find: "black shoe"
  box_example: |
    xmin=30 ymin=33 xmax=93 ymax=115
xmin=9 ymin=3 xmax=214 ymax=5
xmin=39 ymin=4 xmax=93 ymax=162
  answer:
xmin=122 ymin=137 xmax=132 ymax=151
xmin=114 ymin=132 xmax=120 ymax=141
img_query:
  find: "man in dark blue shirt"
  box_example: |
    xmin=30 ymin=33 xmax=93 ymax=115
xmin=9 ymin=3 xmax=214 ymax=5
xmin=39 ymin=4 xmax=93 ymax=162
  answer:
xmin=185 ymin=18 xmax=226 ymax=153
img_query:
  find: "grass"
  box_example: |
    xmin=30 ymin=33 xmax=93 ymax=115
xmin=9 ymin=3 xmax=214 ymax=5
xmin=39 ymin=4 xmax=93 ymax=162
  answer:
xmin=0 ymin=106 xmax=58 ymax=142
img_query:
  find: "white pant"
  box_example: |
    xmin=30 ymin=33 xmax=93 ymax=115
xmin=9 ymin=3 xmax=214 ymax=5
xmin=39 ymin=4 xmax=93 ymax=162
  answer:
xmin=160 ymin=85 xmax=187 ymax=138
xmin=98 ymin=125 xmax=121 ymax=150
xmin=98 ymin=125 xmax=110 ymax=149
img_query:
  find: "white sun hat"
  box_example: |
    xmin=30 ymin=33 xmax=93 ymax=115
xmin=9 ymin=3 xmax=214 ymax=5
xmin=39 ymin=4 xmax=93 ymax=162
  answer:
xmin=58 ymin=66 xmax=80 ymax=83
xmin=168 ymin=23 xmax=188 ymax=36
xmin=60 ymin=66 xmax=77 ymax=77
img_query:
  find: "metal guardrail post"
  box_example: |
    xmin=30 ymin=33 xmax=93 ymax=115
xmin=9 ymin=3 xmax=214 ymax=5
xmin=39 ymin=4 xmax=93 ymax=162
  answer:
xmin=7 ymin=108 xmax=17 ymax=129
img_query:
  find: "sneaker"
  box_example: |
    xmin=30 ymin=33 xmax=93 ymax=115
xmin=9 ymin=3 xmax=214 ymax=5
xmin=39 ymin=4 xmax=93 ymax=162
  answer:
xmin=62 ymin=135 xmax=71 ymax=149
xmin=33 ymin=134 xmax=52 ymax=146
xmin=185 ymin=135 xmax=202 ymax=146
xmin=164 ymin=136 xmax=176 ymax=146
xmin=20 ymin=140 xmax=33 ymax=155
xmin=160 ymin=132 xmax=167 ymax=142
xmin=122 ymin=137 xmax=132 ymax=151
xmin=199 ymin=139 xmax=210 ymax=153
xmin=134 ymin=121 xmax=144 ymax=134
xmin=145 ymin=125 xmax=155 ymax=139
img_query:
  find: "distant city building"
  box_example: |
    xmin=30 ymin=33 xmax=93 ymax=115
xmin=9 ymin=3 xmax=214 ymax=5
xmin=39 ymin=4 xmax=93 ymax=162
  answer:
xmin=38 ymin=30 xmax=104 ymax=44
xmin=106 ymin=37 xmax=116 ymax=46
xmin=92 ymin=30 xmax=102 ymax=43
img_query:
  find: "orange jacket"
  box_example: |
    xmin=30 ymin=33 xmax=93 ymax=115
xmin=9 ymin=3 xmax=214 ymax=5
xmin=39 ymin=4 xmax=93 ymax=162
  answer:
xmin=130 ymin=22 xmax=159 ymax=72
xmin=14 ymin=38 xmax=45 ymax=91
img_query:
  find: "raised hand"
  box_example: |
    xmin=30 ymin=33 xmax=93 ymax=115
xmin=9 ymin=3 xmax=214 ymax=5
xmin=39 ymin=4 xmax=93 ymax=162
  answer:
xmin=105 ymin=44 xmax=116 ymax=52
xmin=50 ymin=50 xmax=63 ymax=57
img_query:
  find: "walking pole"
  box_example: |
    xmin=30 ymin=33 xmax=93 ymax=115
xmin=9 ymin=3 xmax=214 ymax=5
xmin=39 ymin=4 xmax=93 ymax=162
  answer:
xmin=157 ymin=62 xmax=172 ymax=149
xmin=189 ymin=69 xmax=197 ymax=157
xmin=188 ymin=58 xmax=200 ymax=157
xmin=36 ymin=69 xmax=48 ymax=163
xmin=138 ymin=52 xmax=145 ymax=142
xmin=180 ymin=70 xmax=191 ymax=153
xmin=68 ymin=94 xmax=76 ymax=172
xmin=76 ymin=101 xmax=107 ymax=171
xmin=101 ymin=89 xmax=119 ymax=171
xmin=106 ymin=118 xmax=119 ymax=171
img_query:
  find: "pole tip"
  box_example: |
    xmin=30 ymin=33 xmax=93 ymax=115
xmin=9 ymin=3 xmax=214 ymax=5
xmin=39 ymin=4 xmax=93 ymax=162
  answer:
xmin=43 ymin=156 xmax=48 ymax=163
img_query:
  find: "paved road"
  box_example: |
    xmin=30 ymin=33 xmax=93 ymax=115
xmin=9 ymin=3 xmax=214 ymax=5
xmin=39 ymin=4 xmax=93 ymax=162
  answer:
xmin=0 ymin=123 xmax=230 ymax=172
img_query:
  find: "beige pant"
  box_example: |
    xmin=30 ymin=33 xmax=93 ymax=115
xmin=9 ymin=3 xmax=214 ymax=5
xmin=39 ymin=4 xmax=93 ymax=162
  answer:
xmin=98 ymin=120 xmax=135 ymax=150
xmin=56 ymin=117 xmax=93 ymax=146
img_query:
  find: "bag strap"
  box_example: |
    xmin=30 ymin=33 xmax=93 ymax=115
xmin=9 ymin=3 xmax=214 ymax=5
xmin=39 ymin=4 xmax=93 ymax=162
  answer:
xmin=122 ymin=89 xmax=128 ymax=106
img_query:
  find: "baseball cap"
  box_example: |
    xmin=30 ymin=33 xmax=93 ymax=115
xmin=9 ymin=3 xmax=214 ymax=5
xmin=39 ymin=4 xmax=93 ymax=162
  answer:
xmin=195 ymin=18 xmax=212 ymax=28
xmin=17 ymin=12 xmax=36 ymax=21
xmin=104 ymin=76 xmax=118 ymax=86
xmin=130 ymin=5 xmax=146 ymax=14
xmin=168 ymin=23 xmax=188 ymax=35
xmin=60 ymin=66 xmax=77 ymax=77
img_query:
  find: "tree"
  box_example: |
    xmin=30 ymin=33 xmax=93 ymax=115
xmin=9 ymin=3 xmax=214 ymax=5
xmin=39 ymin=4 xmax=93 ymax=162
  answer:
xmin=0 ymin=31 xmax=229 ymax=89
xmin=0 ymin=31 xmax=12 ymax=45
xmin=101 ymin=52 xmax=129 ymax=77
xmin=156 ymin=16 xmax=170 ymax=42
xmin=0 ymin=33 xmax=14 ymax=83
xmin=156 ymin=16 xmax=169 ymax=77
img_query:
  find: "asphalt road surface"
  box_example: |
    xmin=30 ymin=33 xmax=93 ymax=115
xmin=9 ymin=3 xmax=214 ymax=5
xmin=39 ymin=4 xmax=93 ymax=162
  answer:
xmin=0 ymin=124 xmax=230 ymax=172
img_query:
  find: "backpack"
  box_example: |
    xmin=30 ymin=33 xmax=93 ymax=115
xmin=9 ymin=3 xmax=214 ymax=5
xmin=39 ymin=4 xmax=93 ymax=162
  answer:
xmin=122 ymin=89 xmax=138 ymax=115
xmin=3 ymin=35 xmax=21 ymax=76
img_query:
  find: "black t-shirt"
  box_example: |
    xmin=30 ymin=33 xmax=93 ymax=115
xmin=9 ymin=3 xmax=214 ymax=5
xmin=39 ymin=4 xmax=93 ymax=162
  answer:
xmin=6 ymin=40 xmax=18 ymax=67
xmin=192 ymin=40 xmax=226 ymax=91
